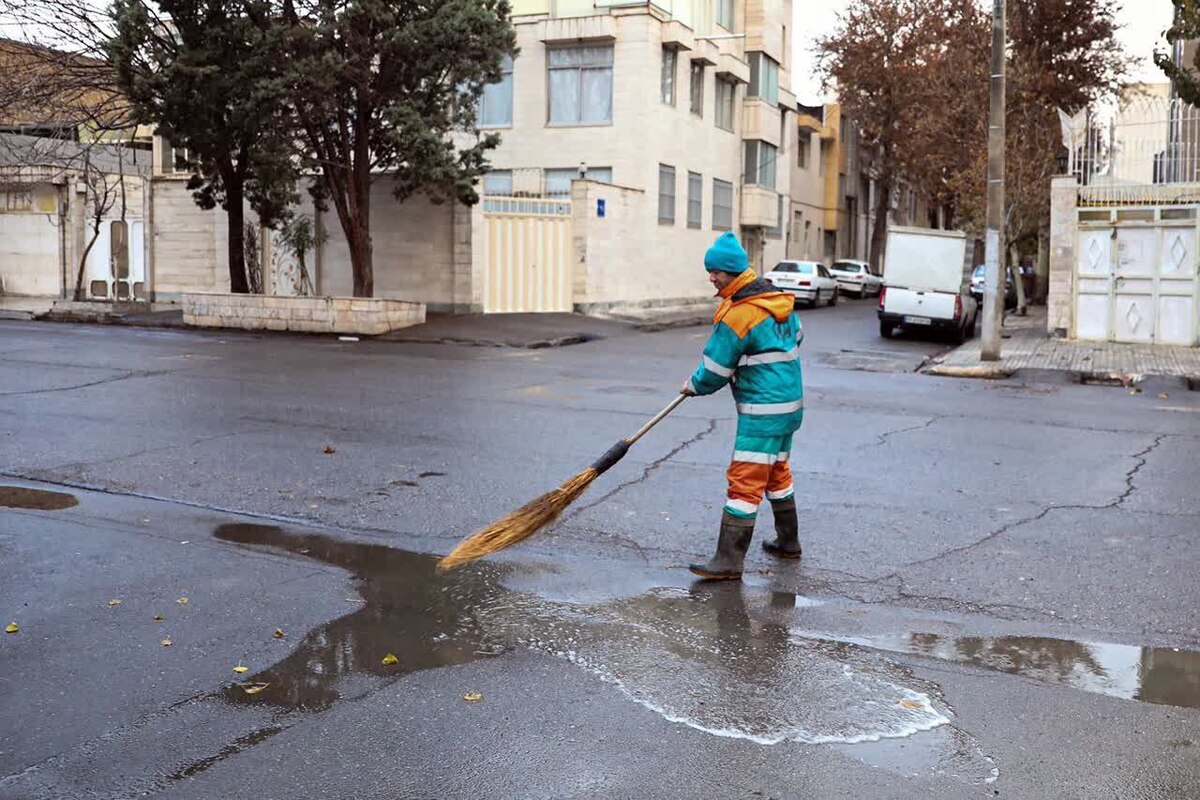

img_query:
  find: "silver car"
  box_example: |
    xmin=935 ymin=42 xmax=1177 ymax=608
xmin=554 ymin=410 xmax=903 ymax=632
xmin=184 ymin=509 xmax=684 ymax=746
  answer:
xmin=829 ymin=259 xmax=881 ymax=297
xmin=764 ymin=261 xmax=839 ymax=307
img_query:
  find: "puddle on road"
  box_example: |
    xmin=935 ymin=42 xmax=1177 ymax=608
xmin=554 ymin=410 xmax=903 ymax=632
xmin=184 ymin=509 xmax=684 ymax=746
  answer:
xmin=213 ymin=523 xmax=505 ymax=712
xmin=0 ymin=485 xmax=79 ymax=510
xmin=211 ymin=522 xmax=998 ymax=784
xmin=793 ymin=630 xmax=1200 ymax=710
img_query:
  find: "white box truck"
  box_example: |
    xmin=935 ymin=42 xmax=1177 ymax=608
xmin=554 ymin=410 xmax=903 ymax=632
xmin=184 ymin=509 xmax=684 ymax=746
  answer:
xmin=877 ymin=226 xmax=978 ymax=343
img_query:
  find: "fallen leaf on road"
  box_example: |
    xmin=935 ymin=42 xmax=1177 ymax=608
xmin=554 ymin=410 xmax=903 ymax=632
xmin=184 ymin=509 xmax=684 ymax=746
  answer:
xmin=5 ymin=622 xmax=18 ymax=634
xmin=1130 ymin=388 xmax=1142 ymax=395
xmin=233 ymin=665 xmax=249 ymax=674
xmin=273 ymin=628 xmax=285 ymax=639
xmin=381 ymin=653 xmax=399 ymax=666
xmin=1159 ymin=392 xmax=1170 ymax=400
xmin=322 ymin=445 xmax=337 ymax=454
xmin=161 ymin=638 xmax=173 ymax=647
xmin=108 ymin=599 xmax=122 ymax=606
xmin=176 ymin=597 xmax=189 ymax=605
xmin=463 ymin=693 xmax=483 ymax=702
xmin=899 ymin=699 xmax=924 ymax=709
xmin=153 ymin=614 xmax=164 ymax=621
xmin=241 ymin=682 xmax=270 ymax=695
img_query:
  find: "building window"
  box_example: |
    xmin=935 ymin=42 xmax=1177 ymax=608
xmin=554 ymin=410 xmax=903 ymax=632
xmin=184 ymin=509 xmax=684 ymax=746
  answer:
xmin=766 ymin=194 xmax=783 ymax=239
xmin=797 ymin=136 xmax=809 ymax=169
xmin=483 ymin=170 xmax=513 ymax=195
xmin=716 ymin=0 xmax=734 ymax=30
xmin=743 ymin=140 xmax=777 ymax=187
xmin=544 ymin=166 xmax=612 ymax=198
xmin=479 ymin=55 xmax=513 ymax=127
xmin=713 ymin=179 xmax=733 ymax=230
xmin=690 ymin=61 xmax=705 ymax=116
xmin=661 ymin=48 xmax=677 ymax=106
xmin=748 ymin=52 xmax=779 ymax=106
xmin=715 ymin=78 xmax=735 ymax=131
xmin=548 ymin=46 xmax=613 ymax=125
xmin=687 ymin=171 xmax=702 ymax=228
xmin=658 ymin=164 xmax=676 ymax=224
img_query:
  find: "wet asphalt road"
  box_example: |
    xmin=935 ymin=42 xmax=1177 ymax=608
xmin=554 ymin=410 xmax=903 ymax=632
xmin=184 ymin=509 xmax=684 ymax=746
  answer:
xmin=2 ymin=296 xmax=1199 ymax=799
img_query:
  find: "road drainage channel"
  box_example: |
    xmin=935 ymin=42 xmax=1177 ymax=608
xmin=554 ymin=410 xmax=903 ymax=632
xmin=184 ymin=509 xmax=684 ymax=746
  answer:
xmin=192 ymin=522 xmax=1200 ymax=785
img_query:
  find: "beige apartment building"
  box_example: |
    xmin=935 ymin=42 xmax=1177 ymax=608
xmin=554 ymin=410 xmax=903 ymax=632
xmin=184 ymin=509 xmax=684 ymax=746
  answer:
xmin=477 ymin=0 xmax=796 ymax=312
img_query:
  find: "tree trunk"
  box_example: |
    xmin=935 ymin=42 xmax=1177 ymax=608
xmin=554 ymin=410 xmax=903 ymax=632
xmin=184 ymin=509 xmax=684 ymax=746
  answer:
xmin=74 ymin=224 xmax=100 ymax=301
xmin=227 ymin=180 xmax=249 ymax=294
xmin=345 ymin=154 xmax=373 ymax=297
xmin=869 ymin=172 xmax=891 ymax=274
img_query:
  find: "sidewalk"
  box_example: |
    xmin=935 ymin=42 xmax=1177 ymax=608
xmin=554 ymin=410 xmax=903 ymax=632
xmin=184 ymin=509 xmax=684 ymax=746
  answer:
xmin=4 ymin=298 xmax=711 ymax=348
xmin=924 ymin=305 xmax=1200 ymax=384
xmin=0 ymin=297 xmax=55 ymax=320
xmin=378 ymin=312 xmax=639 ymax=348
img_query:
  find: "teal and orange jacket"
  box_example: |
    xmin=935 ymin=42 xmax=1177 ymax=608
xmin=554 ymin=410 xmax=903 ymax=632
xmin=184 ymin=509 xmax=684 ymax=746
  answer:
xmin=687 ymin=269 xmax=804 ymax=437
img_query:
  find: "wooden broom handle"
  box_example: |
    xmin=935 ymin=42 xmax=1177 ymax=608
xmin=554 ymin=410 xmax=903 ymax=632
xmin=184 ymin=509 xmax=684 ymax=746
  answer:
xmin=625 ymin=394 xmax=688 ymax=445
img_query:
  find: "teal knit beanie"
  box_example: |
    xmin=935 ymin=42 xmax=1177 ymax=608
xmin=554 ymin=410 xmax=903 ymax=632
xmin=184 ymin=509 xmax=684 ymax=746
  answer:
xmin=704 ymin=231 xmax=749 ymax=274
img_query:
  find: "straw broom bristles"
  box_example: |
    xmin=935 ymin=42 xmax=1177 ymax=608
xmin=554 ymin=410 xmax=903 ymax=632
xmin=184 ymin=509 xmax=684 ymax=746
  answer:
xmin=436 ymin=467 xmax=600 ymax=571
xmin=437 ymin=396 xmax=687 ymax=571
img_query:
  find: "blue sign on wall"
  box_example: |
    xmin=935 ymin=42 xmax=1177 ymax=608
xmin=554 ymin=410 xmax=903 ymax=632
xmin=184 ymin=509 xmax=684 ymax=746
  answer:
xmin=597 ymin=198 xmax=606 ymax=218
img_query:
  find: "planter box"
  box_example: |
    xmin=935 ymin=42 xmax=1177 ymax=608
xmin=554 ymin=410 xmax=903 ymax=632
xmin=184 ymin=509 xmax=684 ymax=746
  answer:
xmin=181 ymin=293 xmax=425 ymax=335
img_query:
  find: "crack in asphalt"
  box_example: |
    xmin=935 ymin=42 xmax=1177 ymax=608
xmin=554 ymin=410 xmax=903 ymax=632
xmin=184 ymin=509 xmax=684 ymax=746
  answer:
xmin=564 ymin=418 xmax=720 ymax=521
xmin=1114 ymin=434 xmax=1168 ymax=508
xmin=0 ymin=369 xmax=169 ymax=397
xmin=862 ymin=415 xmax=941 ymax=449
xmin=828 ymin=434 xmax=1174 ymax=599
xmin=36 ymin=429 xmax=263 ymax=476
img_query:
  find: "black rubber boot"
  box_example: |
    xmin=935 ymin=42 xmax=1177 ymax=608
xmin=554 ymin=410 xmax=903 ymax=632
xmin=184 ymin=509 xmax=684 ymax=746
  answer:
xmin=689 ymin=512 xmax=755 ymax=581
xmin=762 ymin=497 xmax=802 ymax=559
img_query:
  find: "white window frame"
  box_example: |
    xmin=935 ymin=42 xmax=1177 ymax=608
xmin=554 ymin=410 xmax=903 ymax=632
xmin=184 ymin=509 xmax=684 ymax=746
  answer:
xmin=658 ymin=164 xmax=676 ymax=225
xmin=661 ymin=47 xmax=677 ymax=106
xmin=748 ymin=52 xmax=779 ymax=106
xmin=713 ymin=179 xmax=733 ymax=231
xmin=716 ymin=0 xmax=734 ymax=31
xmin=687 ymin=171 xmax=702 ymax=229
xmin=479 ymin=54 xmax=514 ymax=128
xmin=715 ymin=78 xmax=735 ymax=131
xmin=743 ymin=140 xmax=777 ymax=188
xmin=547 ymin=45 xmax=614 ymax=126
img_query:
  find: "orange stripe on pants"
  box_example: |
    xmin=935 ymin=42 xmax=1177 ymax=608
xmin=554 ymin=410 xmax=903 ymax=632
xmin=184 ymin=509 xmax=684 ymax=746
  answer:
xmin=726 ymin=459 xmax=793 ymax=511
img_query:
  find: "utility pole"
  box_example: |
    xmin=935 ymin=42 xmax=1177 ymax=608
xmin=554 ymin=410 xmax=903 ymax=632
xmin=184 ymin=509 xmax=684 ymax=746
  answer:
xmin=980 ymin=0 xmax=1006 ymax=360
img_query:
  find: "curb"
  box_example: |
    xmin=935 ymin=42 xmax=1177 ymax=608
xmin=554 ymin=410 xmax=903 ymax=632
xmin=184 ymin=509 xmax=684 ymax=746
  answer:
xmin=922 ymin=364 xmax=1015 ymax=379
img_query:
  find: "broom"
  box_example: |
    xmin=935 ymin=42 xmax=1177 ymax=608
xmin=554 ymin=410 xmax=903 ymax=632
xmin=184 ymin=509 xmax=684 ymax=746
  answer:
xmin=437 ymin=393 xmax=688 ymax=571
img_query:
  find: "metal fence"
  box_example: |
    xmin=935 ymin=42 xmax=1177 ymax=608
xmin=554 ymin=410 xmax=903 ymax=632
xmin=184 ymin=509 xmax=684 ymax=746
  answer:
xmin=1062 ymin=96 xmax=1200 ymax=205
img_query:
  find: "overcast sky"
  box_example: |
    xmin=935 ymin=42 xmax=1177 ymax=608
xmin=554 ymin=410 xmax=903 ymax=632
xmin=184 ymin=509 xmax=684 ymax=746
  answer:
xmin=791 ymin=0 xmax=1176 ymax=103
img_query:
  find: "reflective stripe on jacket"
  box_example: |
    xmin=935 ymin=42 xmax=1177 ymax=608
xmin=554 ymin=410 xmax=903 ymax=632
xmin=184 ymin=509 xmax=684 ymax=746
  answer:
xmin=688 ymin=269 xmax=805 ymax=437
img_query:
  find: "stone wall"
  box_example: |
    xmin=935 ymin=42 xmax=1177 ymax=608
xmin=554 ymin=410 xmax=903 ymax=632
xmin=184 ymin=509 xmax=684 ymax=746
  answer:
xmin=182 ymin=293 xmax=425 ymax=335
xmin=1048 ymin=176 xmax=1078 ymax=336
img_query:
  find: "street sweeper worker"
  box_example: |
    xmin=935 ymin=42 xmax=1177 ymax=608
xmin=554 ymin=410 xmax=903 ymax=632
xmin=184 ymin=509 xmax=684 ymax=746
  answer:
xmin=681 ymin=231 xmax=804 ymax=580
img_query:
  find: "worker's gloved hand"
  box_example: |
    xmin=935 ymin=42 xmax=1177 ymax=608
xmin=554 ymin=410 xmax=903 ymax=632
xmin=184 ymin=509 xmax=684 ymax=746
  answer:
xmin=680 ymin=381 xmax=697 ymax=397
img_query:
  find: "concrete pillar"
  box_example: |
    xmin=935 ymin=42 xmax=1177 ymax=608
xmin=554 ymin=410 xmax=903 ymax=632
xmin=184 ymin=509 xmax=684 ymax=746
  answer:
xmin=1047 ymin=176 xmax=1078 ymax=337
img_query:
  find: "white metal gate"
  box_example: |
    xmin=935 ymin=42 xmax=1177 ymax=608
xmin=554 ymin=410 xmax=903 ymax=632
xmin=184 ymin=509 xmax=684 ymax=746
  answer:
xmin=1074 ymin=207 xmax=1199 ymax=345
xmin=84 ymin=218 xmax=146 ymax=301
xmin=482 ymin=196 xmax=572 ymax=313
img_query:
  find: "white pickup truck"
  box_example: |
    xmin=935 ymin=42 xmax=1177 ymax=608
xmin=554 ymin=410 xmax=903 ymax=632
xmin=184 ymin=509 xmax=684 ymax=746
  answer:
xmin=877 ymin=226 xmax=978 ymax=344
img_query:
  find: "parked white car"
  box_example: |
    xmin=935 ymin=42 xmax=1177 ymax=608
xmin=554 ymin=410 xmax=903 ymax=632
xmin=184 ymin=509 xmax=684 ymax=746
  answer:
xmin=829 ymin=259 xmax=882 ymax=297
xmin=764 ymin=261 xmax=839 ymax=307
